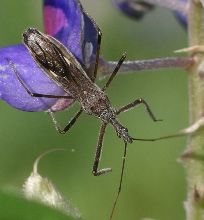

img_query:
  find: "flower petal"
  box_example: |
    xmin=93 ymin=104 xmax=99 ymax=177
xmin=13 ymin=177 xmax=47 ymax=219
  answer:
xmin=173 ymin=11 xmax=187 ymax=28
xmin=1 ymin=0 xmax=99 ymax=112
xmin=112 ymin=0 xmax=154 ymax=20
xmin=43 ymin=0 xmax=98 ymax=73
xmin=112 ymin=0 xmax=188 ymax=28
xmin=0 ymin=44 xmax=72 ymax=112
xmin=43 ymin=0 xmax=82 ymax=62
xmin=173 ymin=0 xmax=187 ymax=28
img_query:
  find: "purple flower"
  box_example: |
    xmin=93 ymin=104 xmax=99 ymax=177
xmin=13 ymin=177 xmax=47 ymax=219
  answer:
xmin=0 ymin=0 xmax=191 ymax=113
xmin=44 ymin=0 xmax=98 ymax=72
xmin=112 ymin=0 xmax=188 ymax=28
xmin=0 ymin=0 xmax=98 ymax=112
xmin=112 ymin=0 xmax=154 ymax=20
xmin=173 ymin=0 xmax=188 ymax=28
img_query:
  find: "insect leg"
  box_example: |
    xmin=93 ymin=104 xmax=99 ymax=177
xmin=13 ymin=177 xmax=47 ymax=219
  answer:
xmin=92 ymin=123 xmax=112 ymax=176
xmin=8 ymin=58 xmax=73 ymax=99
xmin=92 ymin=27 xmax=102 ymax=82
xmin=109 ymin=142 xmax=128 ymax=220
xmin=102 ymin=53 xmax=126 ymax=91
xmin=47 ymin=108 xmax=83 ymax=134
xmin=116 ymin=98 xmax=161 ymax=122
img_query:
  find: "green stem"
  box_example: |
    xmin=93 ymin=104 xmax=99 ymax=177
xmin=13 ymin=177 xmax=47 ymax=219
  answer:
xmin=184 ymin=1 xmax=204 ymax=220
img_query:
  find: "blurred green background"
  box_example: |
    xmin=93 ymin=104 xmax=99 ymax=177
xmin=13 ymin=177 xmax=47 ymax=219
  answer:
xmin=0 ymin=1 xmax=188 ymax=220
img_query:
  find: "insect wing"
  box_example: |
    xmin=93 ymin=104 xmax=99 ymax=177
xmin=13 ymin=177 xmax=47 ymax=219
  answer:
xmin=48 ymin=33 xmax=92 ymax=81
xmin=23 ymin=28 xmax=92 ymax=92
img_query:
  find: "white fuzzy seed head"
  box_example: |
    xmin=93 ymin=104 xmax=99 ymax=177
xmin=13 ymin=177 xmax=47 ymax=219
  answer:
xmin=22 ymin=149 xmax=81 ymax=218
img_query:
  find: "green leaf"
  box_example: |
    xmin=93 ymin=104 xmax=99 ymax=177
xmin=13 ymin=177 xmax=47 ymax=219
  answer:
xmin=0 ymin=191 xmax=77 ymax=220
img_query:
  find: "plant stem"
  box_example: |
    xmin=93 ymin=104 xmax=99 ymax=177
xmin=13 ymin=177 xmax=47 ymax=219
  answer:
xmin=99 ymin=57 xmax=193 ymax=77
xmin=183 ymin=1 xmax=204 ymax=220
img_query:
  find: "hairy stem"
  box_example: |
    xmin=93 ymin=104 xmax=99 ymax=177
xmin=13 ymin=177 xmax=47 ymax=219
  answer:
xmin=183 ymin=1 xmax=204 ymax=220
xmin=99 ymin=57 xmax=193 ymax=77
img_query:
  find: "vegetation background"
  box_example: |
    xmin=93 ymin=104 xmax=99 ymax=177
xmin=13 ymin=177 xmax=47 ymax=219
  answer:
xmin=0 ymin=1 xmax=188 ymax=220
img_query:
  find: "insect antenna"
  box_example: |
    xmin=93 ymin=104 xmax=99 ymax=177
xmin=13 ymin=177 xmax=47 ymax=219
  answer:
xmin=132 ymin=132 xmax=184 ymax=141
xmin=109 ymin=141 xmax=128 ymax=220
xmin=109 ymin=132 xmax=184 ymax=220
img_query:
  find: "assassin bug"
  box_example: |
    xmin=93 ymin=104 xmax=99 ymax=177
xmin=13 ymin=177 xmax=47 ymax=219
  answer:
xmin=9 ymin=27 xmax=161 ymax=220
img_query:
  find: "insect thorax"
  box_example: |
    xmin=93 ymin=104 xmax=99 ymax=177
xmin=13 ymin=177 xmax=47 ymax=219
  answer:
xmin=79 ymin=89 xmax=115 ymax=122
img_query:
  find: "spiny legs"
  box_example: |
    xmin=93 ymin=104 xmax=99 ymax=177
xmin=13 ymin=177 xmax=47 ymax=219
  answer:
xmin=92 ymin=123 xmax=112 ymax=176
xmin=116 ymin=98 xmax=162 ymax=122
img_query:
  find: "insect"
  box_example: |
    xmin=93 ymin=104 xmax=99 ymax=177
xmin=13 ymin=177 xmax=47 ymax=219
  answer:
xmin=9 ymin=27 xmax=161 ymax=220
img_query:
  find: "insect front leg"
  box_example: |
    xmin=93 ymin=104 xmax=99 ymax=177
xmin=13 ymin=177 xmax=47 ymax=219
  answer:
xmin=48 ymin=108 xmax=83 ymax=134
xmin=102 ymin=53 xmax=126 ymax=91
xmin=92 ymin=123 xmax=112 ymax=176
xmin=116 ymin=98 xmax=162 ymax=122
xmin=92 ymin=26 xmax=102 ymax=82
xmin=8 ymin=58 xmax=73 ymax=99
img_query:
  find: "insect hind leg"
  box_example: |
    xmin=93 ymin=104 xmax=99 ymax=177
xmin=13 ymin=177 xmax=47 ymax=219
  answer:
xmin=116 ymin=98 xmax=162 ymax=122
xmin=92 ymin=123 xmax=112 ymax=176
